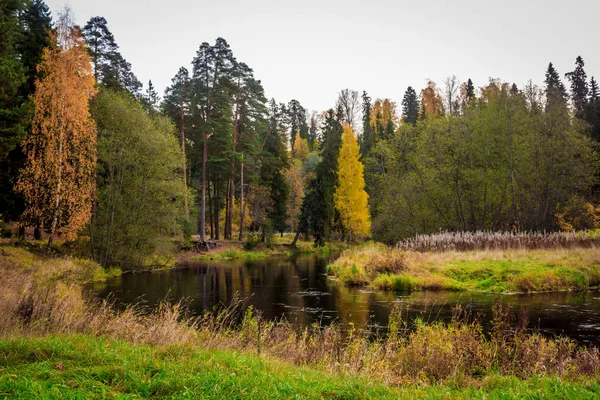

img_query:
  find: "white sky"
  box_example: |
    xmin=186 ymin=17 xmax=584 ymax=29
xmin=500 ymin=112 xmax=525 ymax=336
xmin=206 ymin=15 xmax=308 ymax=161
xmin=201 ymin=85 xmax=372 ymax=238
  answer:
xmin=45 ymin=0 xmax=600 ymax=112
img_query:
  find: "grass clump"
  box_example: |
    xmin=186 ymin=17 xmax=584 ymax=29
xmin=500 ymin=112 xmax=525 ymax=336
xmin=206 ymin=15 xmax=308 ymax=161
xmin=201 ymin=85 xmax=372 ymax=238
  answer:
xmin=328 ymin=243 xmax=600 ymax=293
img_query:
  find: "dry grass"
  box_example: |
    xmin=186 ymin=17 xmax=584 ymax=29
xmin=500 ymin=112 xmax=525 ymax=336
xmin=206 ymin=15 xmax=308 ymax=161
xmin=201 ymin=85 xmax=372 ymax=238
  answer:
xmin=397 ymin=230 xmax=600 ymax=252
xmin=1 ymin=248 xmax=600 ymax=386
xmin=328 ymin=243 xmax=600 ymax=293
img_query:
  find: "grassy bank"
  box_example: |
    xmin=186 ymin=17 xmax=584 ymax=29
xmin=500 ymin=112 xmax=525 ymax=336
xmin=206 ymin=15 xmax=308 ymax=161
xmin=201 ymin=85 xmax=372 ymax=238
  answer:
xmin=193 ymin=237 xmax=343 ymax=261
xmin=2 ymin=335 xmax=599 ymax=399
xmin=327 ymin=243 xmax=600 ymax=293
xmin=2 ymin=244 xmax=600 ymax=398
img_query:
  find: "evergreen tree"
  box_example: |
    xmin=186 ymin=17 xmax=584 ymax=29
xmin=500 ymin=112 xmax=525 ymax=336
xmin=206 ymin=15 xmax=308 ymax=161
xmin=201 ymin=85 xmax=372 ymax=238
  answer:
xmin=308 ymin=113 xmax=319 ymax=150
xmin=0 ymin=0 xmax=27 ymax=161
xmin=0 ymin=0 xmax=52 ymax=226
xmin=587 ymin=77 xmax=600 ymax=141
xmin=143 ymin=79 xmax=160 ymax=112
xmin=287 ymin=99 xmax=308 ymax=147
xmin=82 ymin=16 xmax=141 ymax=95
xmin=565 ymin=56 xmax=589 ymax=118
xmin=259 ymin=99 xmax=289 ymax=236
xmin=191 ymin=38 xmax=235 ymax=241
xmin=300 ymin=109 xmax=342 ymax=246
xmin=466 ymin=78 xmax=475 ymax=100
xmin=544 ymin=62 xmax=568 ymax=111
xmin=360 ymin=91 xmax=373 ymax=157
xmin=335 ymin=124 xmax=370 ymax=244
xmin=401 ymin=86 xmax=419 ymax=125
xmin=163 ymin=67 xmax=192 ymax=218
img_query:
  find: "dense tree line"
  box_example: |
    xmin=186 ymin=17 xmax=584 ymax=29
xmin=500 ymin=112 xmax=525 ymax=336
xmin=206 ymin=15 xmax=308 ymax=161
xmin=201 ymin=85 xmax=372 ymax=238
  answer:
xmin=1 ymin=0 xmax=599 ymax=264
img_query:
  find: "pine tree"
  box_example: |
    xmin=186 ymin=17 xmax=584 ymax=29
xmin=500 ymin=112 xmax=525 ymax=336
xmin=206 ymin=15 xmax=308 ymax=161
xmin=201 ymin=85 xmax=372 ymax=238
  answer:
xmin=360 ymin=91 xmax=373 ymax=157
xmin=82 ymin=16 xmax=141 ymax=95
xmin=544 ymin=62 xmax=568 ymax=111
xmin=143 ymin=79 xmax=160 ymax=112
xmin=191 ymin=38 xmax=235 ymax=241
xmin=401 ymin=86 xmax=419 ymax=125
xmin=335 ymin=124 xmax=370 ymax=244
xmin=16 ymin=9 xmax=97 ymax=250
xmin=163 ymin=67 xmax=192 ymax=218
xmin=565 ymin=56 xmax=589 ymax=118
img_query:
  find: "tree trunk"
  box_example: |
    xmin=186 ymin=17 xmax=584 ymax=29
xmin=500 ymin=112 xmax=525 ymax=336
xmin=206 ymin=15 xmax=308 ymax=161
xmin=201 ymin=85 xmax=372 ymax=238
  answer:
xmin=239 ymin=157 xmax=245 ymax=241
xmin=181 ymin=105 xmax=188 ymax=218
xmin=48 ymin=135 xmax=63 ymax=252
xmin=214 ymin=177 xmax=220 ymax=240
xmin=290 ymin=228 xmax=301 ymax=247
xmin=200 ymin=131 xmax=207 ymax=241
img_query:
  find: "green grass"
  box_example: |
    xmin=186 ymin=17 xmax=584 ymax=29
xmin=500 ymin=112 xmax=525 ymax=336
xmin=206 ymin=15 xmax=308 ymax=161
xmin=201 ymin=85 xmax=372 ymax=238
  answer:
xmin=328 ymin=244 xmax=600 ymax=293
xmin=1 ymin=335 xmax=599 ymax=399
xmin=194 ymin=240 xmax=344 ymax=262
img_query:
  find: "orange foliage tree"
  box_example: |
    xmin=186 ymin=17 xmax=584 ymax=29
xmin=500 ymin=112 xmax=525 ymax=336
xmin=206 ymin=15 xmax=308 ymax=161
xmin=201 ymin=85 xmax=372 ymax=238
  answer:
xmin=16 ymin=9 xmax=97 ymax=249
xmin=420 ymin=80 xmax=444 ymax=119
xmin=334 ymin=124 xmax=371 ymax=244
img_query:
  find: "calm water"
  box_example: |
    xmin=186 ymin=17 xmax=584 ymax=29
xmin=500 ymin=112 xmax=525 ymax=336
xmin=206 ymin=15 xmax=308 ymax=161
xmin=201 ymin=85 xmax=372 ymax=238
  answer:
xmin=90 ymin=253 xmax=600 ymax=346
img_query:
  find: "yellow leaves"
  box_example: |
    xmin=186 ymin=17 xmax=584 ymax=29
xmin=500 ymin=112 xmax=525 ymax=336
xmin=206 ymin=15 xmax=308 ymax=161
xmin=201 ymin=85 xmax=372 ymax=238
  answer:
xmin=292 ymin=134 xmax=309 ymax=160
xmin=334 ymin=125 xmax=371 ymax=239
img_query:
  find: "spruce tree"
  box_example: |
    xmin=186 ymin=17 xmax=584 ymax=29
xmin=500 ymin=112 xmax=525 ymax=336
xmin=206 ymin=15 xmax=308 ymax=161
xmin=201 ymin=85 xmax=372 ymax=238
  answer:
xmin=565 ymin=56 xmax=589 ymax=118
xmin=544 ymin=62 xmax=568 ymax=111
xmin=401 ymin=86 xmax=419 ymax=125
xmin=287 ymin=99 xmax=308 ymax=148
xmin=0 ymin=0 xmax=27 ymax=161
xmin=360 ymin=91 xmax=373 ymax=157
xmin=300 ymin=109 xmax=342 ymax=246
xmin=466 ymin=78 xmax=475 ymax=100
xmin=260 ymin=99 xmax=289 ymax=236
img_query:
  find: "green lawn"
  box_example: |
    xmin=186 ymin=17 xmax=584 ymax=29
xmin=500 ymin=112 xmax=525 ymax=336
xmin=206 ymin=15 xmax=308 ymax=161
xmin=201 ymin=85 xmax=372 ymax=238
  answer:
xmin=1 ymin=335 xmax=599 ymax=399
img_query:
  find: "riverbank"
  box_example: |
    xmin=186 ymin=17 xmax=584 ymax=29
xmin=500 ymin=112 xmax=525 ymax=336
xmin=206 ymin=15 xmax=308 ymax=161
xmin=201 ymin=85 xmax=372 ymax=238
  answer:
xmin=2 ymin=244 xmax=600 ymax=398
xmin=191 ymin=236 xmax=344 ymax=261
xmin=327 ymin=243 xmax=600 ymax=293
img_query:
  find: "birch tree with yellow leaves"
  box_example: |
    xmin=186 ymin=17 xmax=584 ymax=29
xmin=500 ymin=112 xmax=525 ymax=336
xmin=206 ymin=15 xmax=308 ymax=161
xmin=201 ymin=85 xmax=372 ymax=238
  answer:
xmin=16 ymin=9 xmax=97 ymax=250
xmin=334 ymin=124 xmax=370 ymax=245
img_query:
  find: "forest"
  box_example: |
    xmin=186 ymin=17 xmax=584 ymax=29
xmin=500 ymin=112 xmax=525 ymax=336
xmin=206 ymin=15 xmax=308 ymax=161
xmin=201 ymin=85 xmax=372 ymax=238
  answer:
xmin=1 ymin=0 xmax=600 ymax=269
xmin=4 ymin=1 xmax=600 ymax=398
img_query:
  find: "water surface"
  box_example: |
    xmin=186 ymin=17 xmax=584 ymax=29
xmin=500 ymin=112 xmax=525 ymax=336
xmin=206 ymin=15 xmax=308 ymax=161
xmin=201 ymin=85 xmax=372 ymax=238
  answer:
xmin=90 ymin=253 xmax=600 ymax=346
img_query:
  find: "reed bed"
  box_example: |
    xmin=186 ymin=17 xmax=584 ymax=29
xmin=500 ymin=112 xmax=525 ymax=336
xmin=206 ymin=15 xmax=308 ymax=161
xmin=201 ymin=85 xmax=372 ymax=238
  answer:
xmin=397 ymin=230 xmax=600 ymax=252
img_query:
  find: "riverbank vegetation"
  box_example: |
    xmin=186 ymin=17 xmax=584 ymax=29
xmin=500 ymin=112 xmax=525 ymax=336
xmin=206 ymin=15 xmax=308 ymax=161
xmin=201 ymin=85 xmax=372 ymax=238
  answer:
xmin=328 ymin=241 xmax=600 ymax=293
xmin=1 ymin=248 xmax=600 ymax=398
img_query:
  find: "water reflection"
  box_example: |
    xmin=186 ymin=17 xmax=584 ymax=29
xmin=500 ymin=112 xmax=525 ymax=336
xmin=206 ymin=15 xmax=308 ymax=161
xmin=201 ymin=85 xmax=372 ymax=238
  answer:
xmin=90 ymin=253 xmax=600 ymax=346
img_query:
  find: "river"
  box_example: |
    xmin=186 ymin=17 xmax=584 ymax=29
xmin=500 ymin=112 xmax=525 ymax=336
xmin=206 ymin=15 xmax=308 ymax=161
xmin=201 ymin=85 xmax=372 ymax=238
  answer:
xmin=90 ymin=252 xmax=600 ymax=346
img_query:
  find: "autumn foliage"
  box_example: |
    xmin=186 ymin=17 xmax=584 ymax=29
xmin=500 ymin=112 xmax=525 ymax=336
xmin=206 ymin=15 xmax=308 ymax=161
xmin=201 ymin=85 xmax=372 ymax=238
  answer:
xmin=334 ymin=124 xmax=370 ymax=241
xmin=16 ymin=11 xmax=97 ymax=246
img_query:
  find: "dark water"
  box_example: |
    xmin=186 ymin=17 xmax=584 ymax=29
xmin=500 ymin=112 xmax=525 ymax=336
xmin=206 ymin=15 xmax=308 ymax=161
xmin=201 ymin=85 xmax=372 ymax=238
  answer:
xmin=90 ymin=253 xmax=600 ymax=346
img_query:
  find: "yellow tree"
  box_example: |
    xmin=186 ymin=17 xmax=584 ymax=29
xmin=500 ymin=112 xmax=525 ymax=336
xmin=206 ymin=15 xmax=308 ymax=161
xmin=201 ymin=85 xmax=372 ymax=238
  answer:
xmin=334 ymin=124 xmax=370 ymax=245
xmin=16 ymin=9 xmax=97 ymax=249
xmin=292 ymin=134 xmax=309 ymax=160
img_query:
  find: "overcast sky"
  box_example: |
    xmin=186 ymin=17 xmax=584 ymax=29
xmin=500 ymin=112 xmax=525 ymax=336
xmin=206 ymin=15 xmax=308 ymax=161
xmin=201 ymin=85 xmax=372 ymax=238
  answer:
xmin=44 ymin=0 xmax=599 ymax=112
